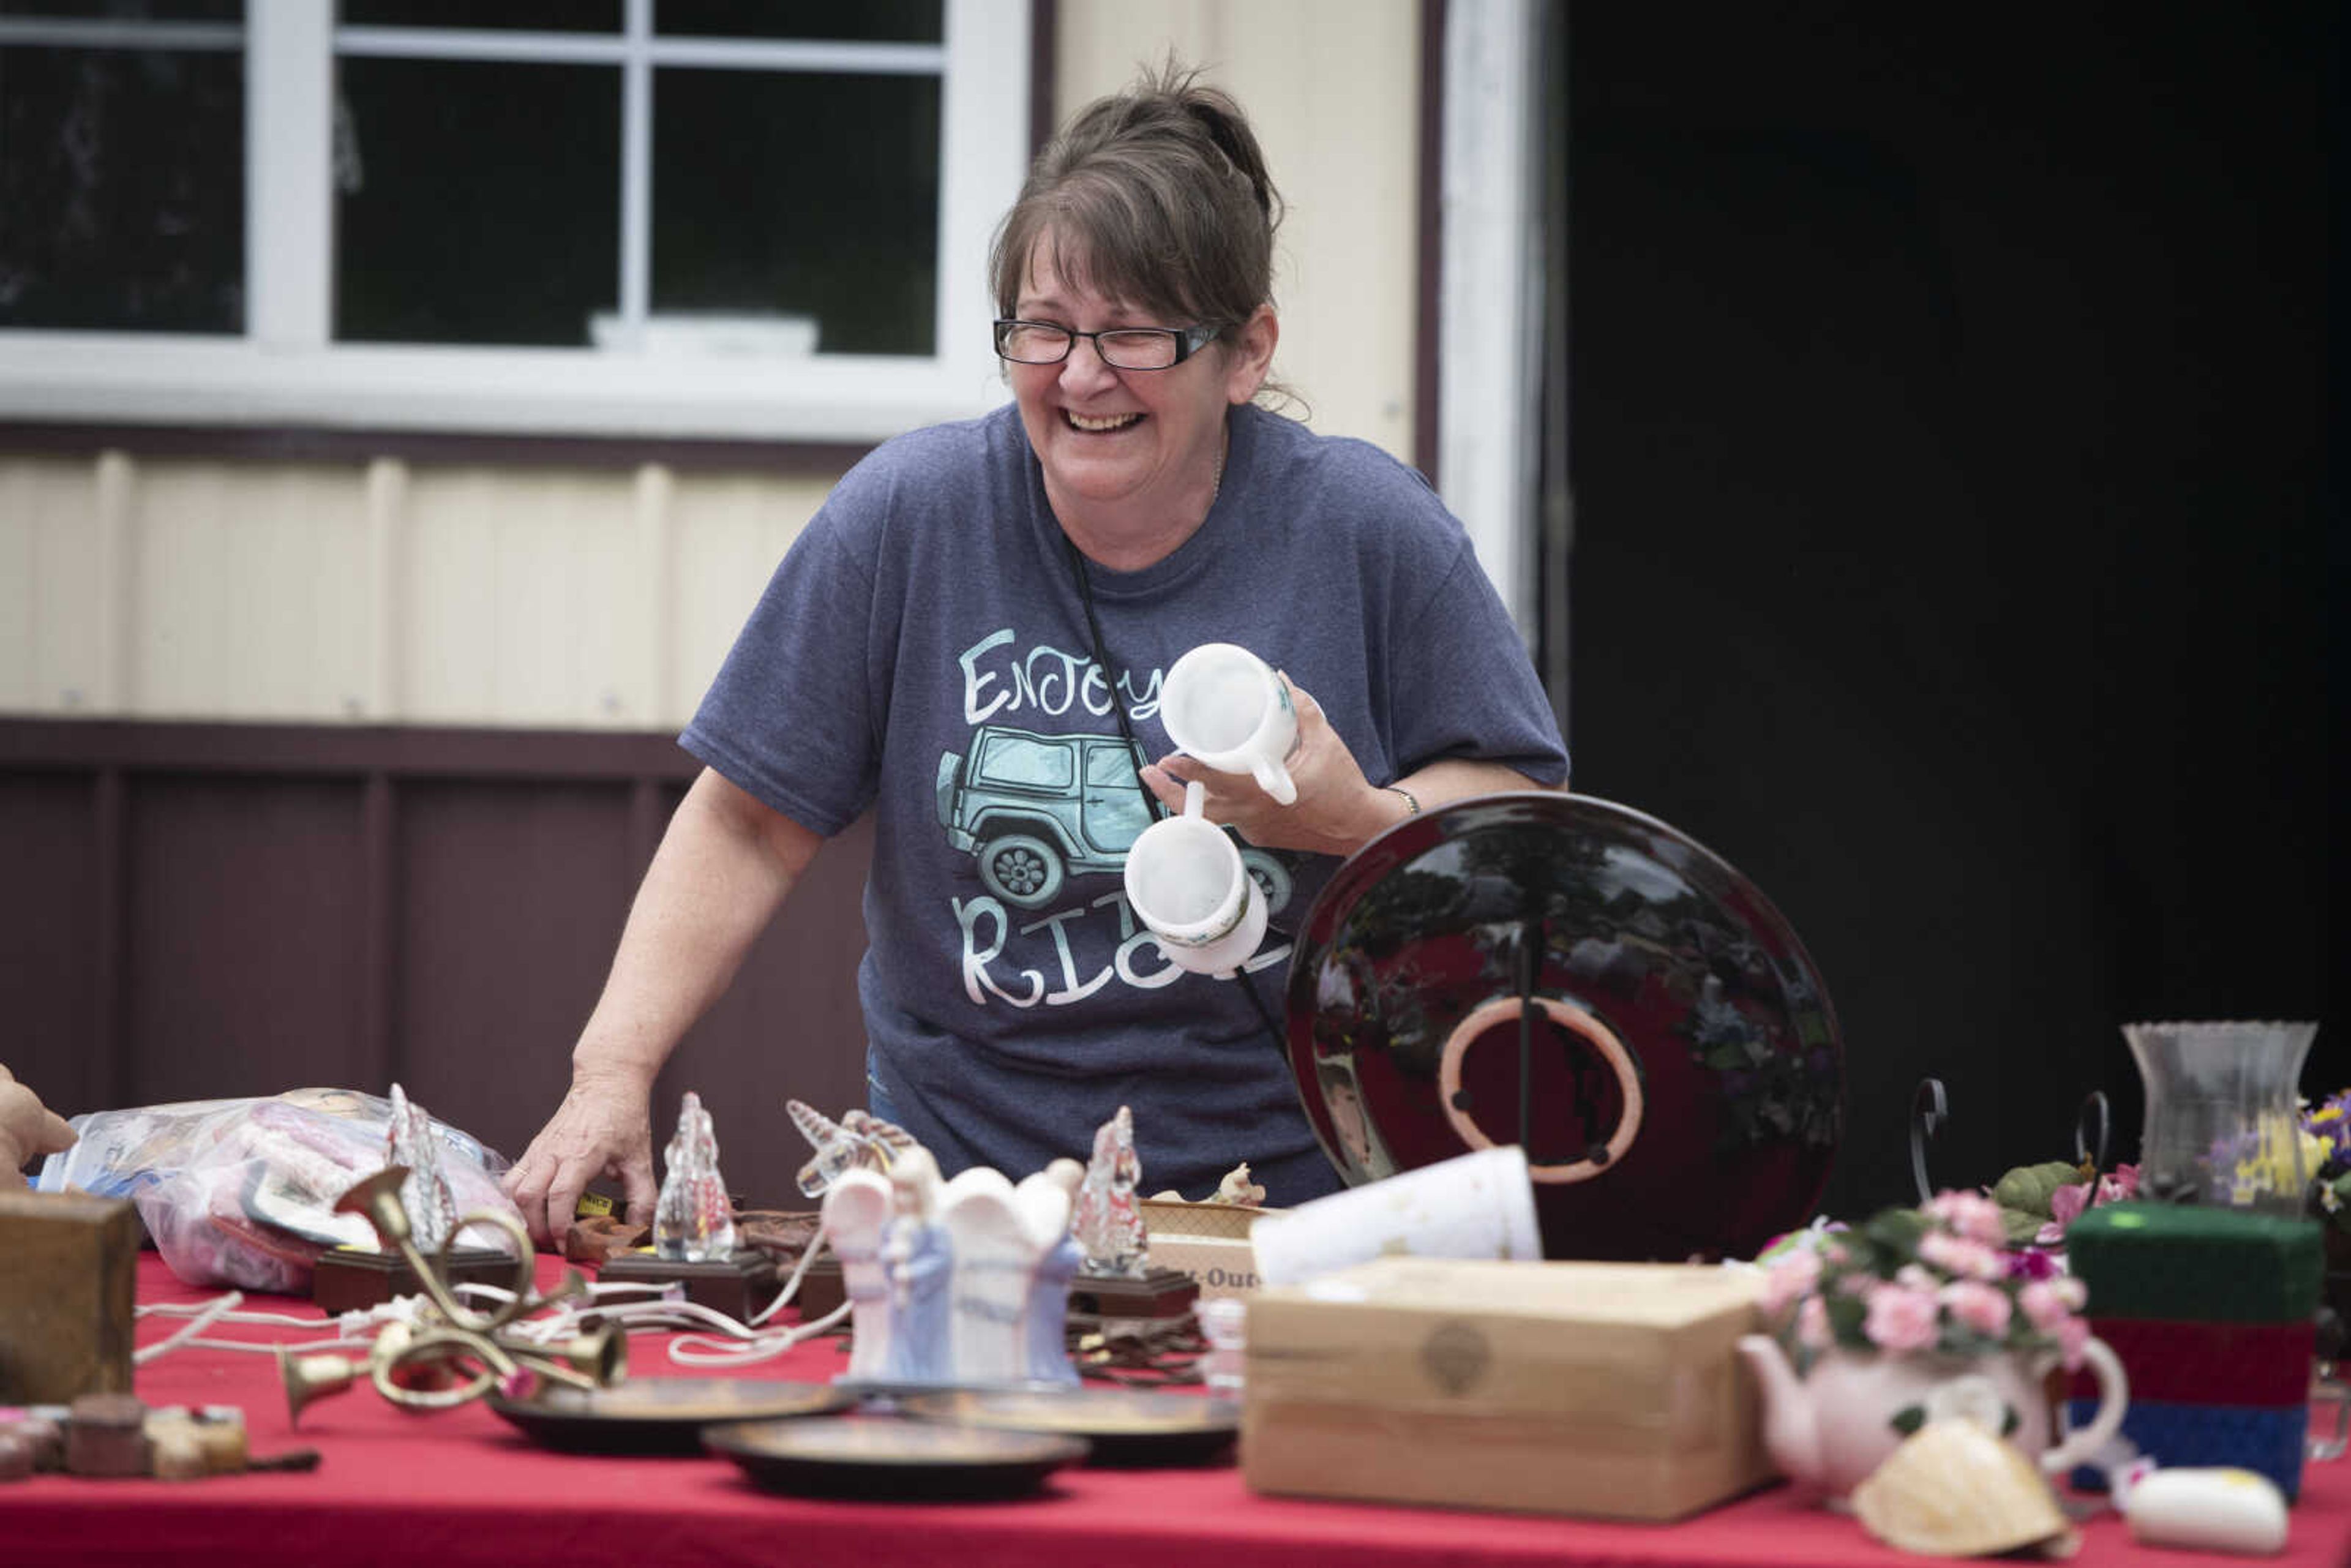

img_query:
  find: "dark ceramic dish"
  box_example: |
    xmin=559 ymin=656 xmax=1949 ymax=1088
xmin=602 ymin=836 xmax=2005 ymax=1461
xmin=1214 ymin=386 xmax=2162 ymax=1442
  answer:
xmin=897 ymin=1389 xmax=1240 ymax=1467
xmin=1284 ymin=791 xmax=1842 ymax=1261
xmin=486 ymin=1378 xmax=855 ymax=1454
xmin=704 ymin=1416 xmax=1089 ymax=1500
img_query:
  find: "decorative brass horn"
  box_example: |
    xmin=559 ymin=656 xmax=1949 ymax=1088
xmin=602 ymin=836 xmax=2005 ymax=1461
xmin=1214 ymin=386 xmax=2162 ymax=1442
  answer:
xmin=324 ymin=1165 xmax=626 ymax=1414
xmin=278 ymin=1347 xmax=362 ymax=1426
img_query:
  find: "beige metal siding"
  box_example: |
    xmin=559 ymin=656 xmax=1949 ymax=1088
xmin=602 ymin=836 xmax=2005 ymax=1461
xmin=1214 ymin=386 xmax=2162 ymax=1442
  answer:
xmin=1056 ymin=0 xmax=1421 ymax=463
xmin=0 ymin=2 xmax=1421 ymax=728
xmin=0 ymin=451 xmax=833 ymax=729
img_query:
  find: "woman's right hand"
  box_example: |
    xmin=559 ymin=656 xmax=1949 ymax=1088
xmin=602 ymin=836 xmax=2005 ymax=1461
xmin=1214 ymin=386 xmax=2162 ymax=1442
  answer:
xmin=500 ymin=1067 xmax=659 ymax=1251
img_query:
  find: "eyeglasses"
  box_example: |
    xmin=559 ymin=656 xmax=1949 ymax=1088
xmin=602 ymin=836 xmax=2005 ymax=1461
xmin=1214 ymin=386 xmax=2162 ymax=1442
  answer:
xmin=992 ymin=319 xmax=1222 ymax=371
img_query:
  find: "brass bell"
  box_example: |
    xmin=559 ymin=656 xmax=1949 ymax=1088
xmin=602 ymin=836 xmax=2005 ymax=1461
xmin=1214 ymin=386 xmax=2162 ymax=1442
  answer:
xmin=332 ymin=1166 xmax=414 ymax=1249
xmin=529 ymin=1321 xmax=626 ymax=1388
xmin=278 ymin=1348 xmax=362 ymax=1426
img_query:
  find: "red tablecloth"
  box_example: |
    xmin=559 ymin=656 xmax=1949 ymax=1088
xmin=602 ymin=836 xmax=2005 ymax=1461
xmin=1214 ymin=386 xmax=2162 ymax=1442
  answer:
xmin=6 ymin=1255 xmax=2347 ymax=1568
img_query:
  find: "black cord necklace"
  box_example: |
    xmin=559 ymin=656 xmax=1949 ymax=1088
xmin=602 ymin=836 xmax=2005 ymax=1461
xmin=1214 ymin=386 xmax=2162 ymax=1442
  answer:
xmin=1061 ymin=531 xmax=1291 ymax=1060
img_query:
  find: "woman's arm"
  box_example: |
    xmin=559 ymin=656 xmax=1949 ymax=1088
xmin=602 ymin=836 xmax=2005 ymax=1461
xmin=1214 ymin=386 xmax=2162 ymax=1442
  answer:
xmin=501 ymin=767 xmax=822 ymax=1247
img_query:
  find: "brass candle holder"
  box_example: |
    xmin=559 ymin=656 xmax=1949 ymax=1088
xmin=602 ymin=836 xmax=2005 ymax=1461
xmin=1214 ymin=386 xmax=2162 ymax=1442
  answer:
xmin=279 ymin=1165 xmax=626 ymax=1422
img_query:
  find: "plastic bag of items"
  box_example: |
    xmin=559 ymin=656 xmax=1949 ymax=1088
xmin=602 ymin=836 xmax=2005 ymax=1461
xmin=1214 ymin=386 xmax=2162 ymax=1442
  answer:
xmin=32 ymin=1088 xmax=523 ymax=1294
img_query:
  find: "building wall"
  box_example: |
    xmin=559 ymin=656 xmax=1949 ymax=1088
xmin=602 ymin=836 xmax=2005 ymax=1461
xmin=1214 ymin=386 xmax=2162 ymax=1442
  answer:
xmin=0 ymin=1 xmax=1422 ymax=735
xmin=0 ymin=1 xmax=1428 ymax=1206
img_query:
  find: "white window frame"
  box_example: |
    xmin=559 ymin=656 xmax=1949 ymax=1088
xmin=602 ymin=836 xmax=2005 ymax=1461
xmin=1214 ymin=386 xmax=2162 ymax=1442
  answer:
xmin=0 ymin=0 xmax=1028 ymax=442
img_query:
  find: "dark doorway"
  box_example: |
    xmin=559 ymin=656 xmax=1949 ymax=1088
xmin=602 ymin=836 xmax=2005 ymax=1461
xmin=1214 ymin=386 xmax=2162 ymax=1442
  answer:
xmin=1560 ymin=4 xmax=2338 ymax=1218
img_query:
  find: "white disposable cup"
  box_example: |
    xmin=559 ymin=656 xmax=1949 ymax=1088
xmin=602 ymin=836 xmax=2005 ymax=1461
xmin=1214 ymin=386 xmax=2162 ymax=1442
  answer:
xmin=1160 ymin=642 xmax=1299 ymax=805
xmin=1249 ymin=1146 xmax=1543 ymax=1288
xmin=1123 ymin=779 xmax=1267 ymax=975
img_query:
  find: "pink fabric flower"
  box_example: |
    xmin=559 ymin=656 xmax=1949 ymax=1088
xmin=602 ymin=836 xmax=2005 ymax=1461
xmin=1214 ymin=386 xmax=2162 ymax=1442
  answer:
xmin=2048 ymin=1180 xmax=2093 ymax=1229
xmin=2057 ymin=1315 xmax=2090 ymax=1371
xmin=1925 ymin=1190 xmax=2009 ymax=1247
xmin=1796 ymin=1295 xmax=1831 ymax=1350
xmin=1919 ymin=1230 xmax=2006 ymax=1281
xmin=1761 ymin=1248 xmax=1823 ymax=1315
xmin=1863 ymin=1281 xmax=1941 ymax=1352
xmin=2007 ymin=1247 xmax=2061 ymax=1282
xmin=2019 ymin=1276 xmax=2087 ymax=1335
xmin=1939 ymin=1279 xmax=2013 ymax=1338
xmin=2098 ymin=1164 xmax=2140 ymax=1204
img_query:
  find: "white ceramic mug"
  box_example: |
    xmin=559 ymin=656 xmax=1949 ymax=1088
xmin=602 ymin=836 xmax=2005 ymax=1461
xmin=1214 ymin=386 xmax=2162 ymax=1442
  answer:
xmin=1122 ymin=779 xmax=1267 ymax=975
xmin=1249 ymin=1146 xmax=1543 ymax=1288
xmin=1160 ymin=642 xmax=1300 ymax=805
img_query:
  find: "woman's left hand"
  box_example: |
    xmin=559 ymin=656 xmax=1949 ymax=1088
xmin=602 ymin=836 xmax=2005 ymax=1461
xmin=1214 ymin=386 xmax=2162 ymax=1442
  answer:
xmin=1142 ymin=675 xmax=1403 ymax=857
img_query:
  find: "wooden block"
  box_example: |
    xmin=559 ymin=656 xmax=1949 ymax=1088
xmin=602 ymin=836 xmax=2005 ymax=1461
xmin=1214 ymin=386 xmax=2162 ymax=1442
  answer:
xmin=598 ymin=1250 xmax=782 ymax=1322
xmin=1243 ymin=1257 xmax=1771 ymax=1522
xmin=65 ymin=1392 xmax=150 ymax=1477
xmin=0 ymin=1190 xmax=137 ymax=1406
xmin=311 ymin=1245 xmax=519 ymax=1315
xmin=1068 ymin=1267 xmax=1199 ymax=1321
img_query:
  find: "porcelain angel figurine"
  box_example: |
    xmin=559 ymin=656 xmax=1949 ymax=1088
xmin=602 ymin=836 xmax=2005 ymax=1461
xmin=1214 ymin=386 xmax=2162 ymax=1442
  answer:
xmin=1015 ymin=1158 xmax=1086 ymax=1386
xmin=1072 ymin=1105 xmax=1149 ymax=1278
xmin=940 ymin=1167 xmax=1039 ymax=1385
xmin=653 ymin=1090 xmax=736 ymax=1262
xmin=820 ymin=1167 xmax=895 ymax=1382
xmin=877 ymin=1147 xmax=953 ymax=1384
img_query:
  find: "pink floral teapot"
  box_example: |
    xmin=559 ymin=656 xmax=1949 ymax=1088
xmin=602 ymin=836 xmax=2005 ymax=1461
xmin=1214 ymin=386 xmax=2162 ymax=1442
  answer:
xmin=1737 ymin=1193 xmax=2130 ymax=1502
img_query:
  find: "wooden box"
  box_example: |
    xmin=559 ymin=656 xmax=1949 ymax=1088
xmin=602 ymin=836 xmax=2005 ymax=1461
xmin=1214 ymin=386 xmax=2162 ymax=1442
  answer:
xmin=1138 ymin=1198 xmax=1277 ymax=1301
xmin=0 ymin=1190 xmax=138 ymax=1405
xmin=1243 ymin=1256 xmax=1771 ymax=1521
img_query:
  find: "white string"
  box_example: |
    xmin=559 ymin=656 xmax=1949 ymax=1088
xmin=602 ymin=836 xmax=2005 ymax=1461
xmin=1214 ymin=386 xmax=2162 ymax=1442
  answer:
xmin=133 ymin=1290 xmax=245 ymax=1364
xmin=123 ymin=1238 xmax=845 ymax=1371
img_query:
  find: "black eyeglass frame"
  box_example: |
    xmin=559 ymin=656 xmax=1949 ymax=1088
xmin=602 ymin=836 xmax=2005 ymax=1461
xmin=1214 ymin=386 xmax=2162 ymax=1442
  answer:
xmin=992 ymin=319 xmax=1223 ymax=370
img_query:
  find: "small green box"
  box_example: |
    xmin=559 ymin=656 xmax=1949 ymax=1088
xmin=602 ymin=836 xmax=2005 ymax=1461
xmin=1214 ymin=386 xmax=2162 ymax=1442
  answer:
xmin=2066 ymin=1201 xmax=2322 ymax=1323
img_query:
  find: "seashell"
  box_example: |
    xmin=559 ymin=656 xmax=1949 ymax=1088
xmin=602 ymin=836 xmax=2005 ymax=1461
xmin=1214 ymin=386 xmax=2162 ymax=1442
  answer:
xmin=1851 ymin=1419 xmax=2080 ymax=1559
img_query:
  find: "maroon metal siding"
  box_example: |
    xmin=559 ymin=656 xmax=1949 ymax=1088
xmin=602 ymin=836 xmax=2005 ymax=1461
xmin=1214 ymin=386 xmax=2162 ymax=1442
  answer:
xmin=0 ymin=719 xmax=872 ymax=1212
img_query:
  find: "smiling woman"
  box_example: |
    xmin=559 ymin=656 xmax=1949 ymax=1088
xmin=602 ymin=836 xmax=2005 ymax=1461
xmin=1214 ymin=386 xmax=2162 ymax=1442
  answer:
xmin=497 ymin=61 xmax=1570 ymax=1247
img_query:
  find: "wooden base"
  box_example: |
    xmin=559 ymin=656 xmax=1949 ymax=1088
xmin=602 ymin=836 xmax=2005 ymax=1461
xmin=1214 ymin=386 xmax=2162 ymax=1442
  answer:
xmin=793 ymin=1256 xmax=845 ymax=1321
xmin=1068 ymin=1267 xmax=1199 ymax=1322
xmin=789 ymin=1257 xmax=1197 ymax=1328
xmin=596 ymin=1250 xmax=782 ymax=1322
xmin=311 ymin=1247 xmax=517 ymax=1315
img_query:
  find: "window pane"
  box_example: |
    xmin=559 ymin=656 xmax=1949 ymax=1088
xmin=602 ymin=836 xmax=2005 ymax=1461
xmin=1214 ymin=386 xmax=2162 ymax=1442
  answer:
xmin=339 ymin=1 xmax=618 ymax=31
xmin=652 ymin=69 xmax=937 ymax=356
xmin=655 ymin=1 xmax=941 ymax=43
xmin=0 ymin=2 xmax=239 ymax=19
xmin=0 ymin=45 xmax=242 ymax=332
xmin=334 ymin=57 xmax=618 ymax=346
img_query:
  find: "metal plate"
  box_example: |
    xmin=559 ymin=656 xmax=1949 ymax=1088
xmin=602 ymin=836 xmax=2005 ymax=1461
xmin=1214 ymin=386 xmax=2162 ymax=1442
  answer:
xmin=487 ymin=1377 xmax=855 ymax=1454
xmin=705 ymin=1415 xmax=1089 ymax=1499
xmin=898 ymin=1388 xmax=1240 ymax=1466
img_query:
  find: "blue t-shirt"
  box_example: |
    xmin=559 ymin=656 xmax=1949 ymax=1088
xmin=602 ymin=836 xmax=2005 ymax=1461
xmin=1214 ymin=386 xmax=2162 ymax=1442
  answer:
xmin=683 ymin=402 xmax=1568 ymax=1204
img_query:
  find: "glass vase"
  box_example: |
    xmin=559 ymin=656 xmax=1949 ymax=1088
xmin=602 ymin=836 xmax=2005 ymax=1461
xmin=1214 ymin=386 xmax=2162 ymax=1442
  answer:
xmin=2124 ymin=1020 xmax=2318 ymax=1215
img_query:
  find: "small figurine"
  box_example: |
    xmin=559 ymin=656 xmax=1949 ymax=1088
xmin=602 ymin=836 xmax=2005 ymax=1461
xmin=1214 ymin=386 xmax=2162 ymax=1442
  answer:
xmin=877 ymin=1148 xmax=952 ymax=1384
xmin=652 ymin=1091 xmax=735 ymax=1262
xmin=1016 ymin=1158 xmax=1086 ymax=1386
xmin=820 ymin=1168 xmax=895 ymax=1382
xmin=1071 ymin=1105 xmax=1149 ymax=1278
xmin=385 ymin=1083 xmax=458 ymax=1255
xmin=1215 ymin=1162 xmax=1267 ymax=1207
xmin=788 ymin=1099 xmax=919 ymax=1196
xmin=939 ymin=1168 xmax=1035 ymax=1384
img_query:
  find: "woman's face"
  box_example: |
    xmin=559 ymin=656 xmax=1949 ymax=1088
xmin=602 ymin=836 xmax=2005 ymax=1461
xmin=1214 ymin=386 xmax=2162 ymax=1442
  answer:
xmin=1008 ymin=235 xmax=1273 ymax=530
